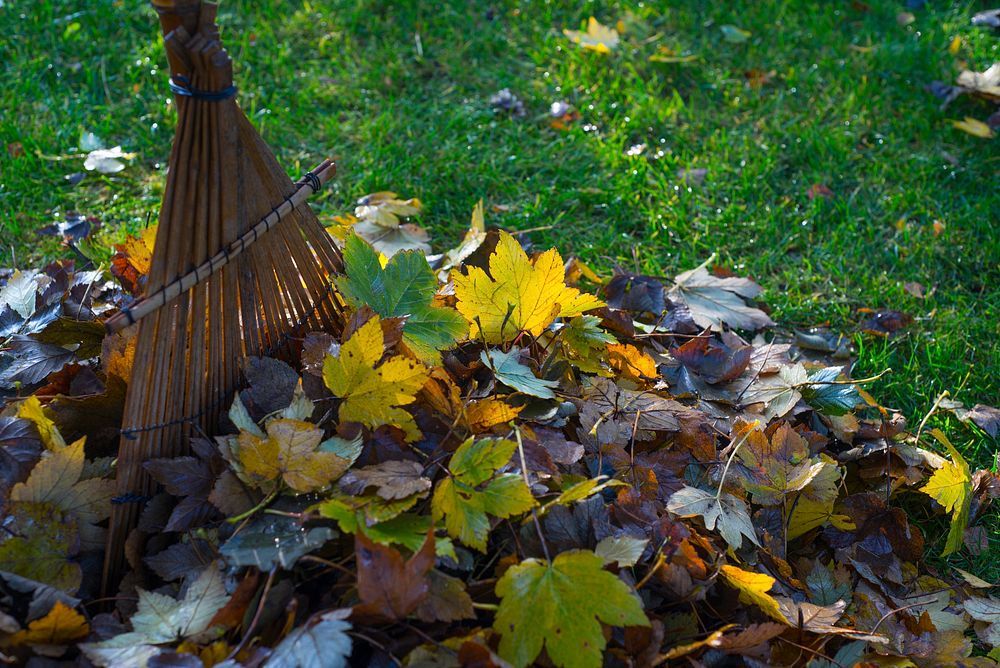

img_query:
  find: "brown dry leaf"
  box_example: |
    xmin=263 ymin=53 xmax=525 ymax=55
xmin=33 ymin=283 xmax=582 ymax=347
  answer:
xmin=339 ymin=460 xmax=431 ymax=500
xmin=353 ymin=529 xmax=435 ymax=622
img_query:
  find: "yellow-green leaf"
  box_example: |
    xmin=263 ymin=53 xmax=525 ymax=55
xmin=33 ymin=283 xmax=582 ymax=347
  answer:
xmin=919 ymin=428 xmax=972 ymax=556
xmin=494 ymin=550 xmax=648 ymax=668
xmin=323 ymin=316 xmax=429 ymax=441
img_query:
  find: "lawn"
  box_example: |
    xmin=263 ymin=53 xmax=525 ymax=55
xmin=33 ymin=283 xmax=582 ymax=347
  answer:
xmin=2 ymin=0 xmax=998 ymax=508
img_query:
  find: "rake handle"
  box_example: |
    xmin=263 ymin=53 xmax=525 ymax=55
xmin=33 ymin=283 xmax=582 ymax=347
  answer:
xmin=105 ymin=159 xmax=336 ymax=333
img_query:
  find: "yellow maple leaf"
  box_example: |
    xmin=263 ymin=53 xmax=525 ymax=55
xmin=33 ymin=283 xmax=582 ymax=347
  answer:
xmin=786 ymin=496 xmax=855 ymax=540
xmin=11 ymin=601 xmax=89 ymax=646
xmin=11 ymin=437 xmax=114 ymax=550
xmin=17 ymin=395 xmax=65 ymax=450
xmin=465 ymin=398 xmax=522 ymax=433
xmin=453 ymin=231 xmax=604 ymax=344
xmin=236 ymin=418 xmax=352 ymax=493
xmin=563 ymin=17 xmax=620 ymax=54
xmin=719 ymin=565 xmax=786 ymax=623
xmin=323 ymin=316 xmax=429 ymax=441
xmin=919 ymin=428 xmax=971 ymax=556
xmin=607 ymin=343 xmax=656 ymax=382
xmin=118 ymin=225 xmax=156 ymax=274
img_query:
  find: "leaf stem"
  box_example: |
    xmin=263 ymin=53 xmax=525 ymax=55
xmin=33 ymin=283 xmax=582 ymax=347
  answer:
xmin=515 ymin=427 xmax=550 ymax=563
xmin=715 ymin=423 xmax=757 ymax=503
xmin=226 ymin=488 xmax=279 ymax=524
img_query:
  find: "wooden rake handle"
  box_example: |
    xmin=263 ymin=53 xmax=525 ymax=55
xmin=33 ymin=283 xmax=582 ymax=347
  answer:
xmin=105 ymin=159 xmax=336 ymax=333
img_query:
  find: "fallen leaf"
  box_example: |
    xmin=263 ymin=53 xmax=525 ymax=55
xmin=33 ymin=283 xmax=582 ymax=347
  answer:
xmin=323 ymin=315 xmax=430 ymax=441
xmin=454 ymin=231 xmax=603 ymax=343
xmin=919 ymin=429 xmax=971 ymax=555
xmin=235 ymin=419 xmax=353 ymax=493
xmin=263 ymin=609 xmax=352 ymax=668
xmin=339 ymin=460 xmax=431 ymax=500
xmin=494 ymin=550 xmax=649 ymax=668
xmin=337 ymin=234 xmax=466 ymax=363
xmin=432 ymin=437 xmax=535 ymax=550
xmin=952 ymin=117 xmax=995 ymax=138
xmin=10 ymin=600 xmax=89 ymax=646
xmin=669 ymin=263 xmax=774 ymax=331
xmin=354 ymin=530 xmax=435 ymax=621
xmin=667 ymin=485 xmax=759 ymax=549
xmin=719 ymin=565 xmax=784 ymax=622
xmin=563 ymin=17 xmax=620 ymax=54
xmin=483 ymin=347 xmax=559 ymax=399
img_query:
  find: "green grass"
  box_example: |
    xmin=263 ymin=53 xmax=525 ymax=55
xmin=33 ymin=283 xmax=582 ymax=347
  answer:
xmin=1 ymin=1 xmax=998 ymax=564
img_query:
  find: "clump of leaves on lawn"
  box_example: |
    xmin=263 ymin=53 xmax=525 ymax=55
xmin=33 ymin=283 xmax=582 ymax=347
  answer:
xmin=1 ymin=200 xmax=999 ymax=667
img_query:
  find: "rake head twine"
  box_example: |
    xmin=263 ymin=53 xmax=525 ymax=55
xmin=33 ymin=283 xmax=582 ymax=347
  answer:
xmin=102 ymin=0 xmax=345 ymax=593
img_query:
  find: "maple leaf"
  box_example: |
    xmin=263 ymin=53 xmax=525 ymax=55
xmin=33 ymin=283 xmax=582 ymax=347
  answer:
xmin=234 ymin=418 xmax=353 ymax=493
xmin=431 ymin=437 xmax=536 ymax=550
xmin=666 ymin=485 xmax=759 ymax=550
xmin=719 ymin=565 xmax=785 ymax=622
xmin=337 ymin=234 xmax=466 ymax=363
xmin=494 ymin=550 xmax=649 ymax=668
xmin=575 ymin=377 xmax=692 ymax=445
xmin=919 ymin=429 xmax=972 ymax=556
xmin=11 ymin=437 xmax=113 ymax=550
xmin=668 ymin=261 xmax=774 ymax=331
xmin=735 ymin=422 xmax=830 ymax=506
xmin=10 ymin=600 xmax=89 ymax=647
xmin=739 ymin=362 xmax=808 ymax=420
xmin=266 ymin=609 xmax=352 ymax=668
xmin=0 ymin=502 xmax=82 ymax=592
xmin=607 ymin=343 xmax=657 ymax=383
xmin=453 ymin=231 xmax=603 ymax=344
xmin=559 ymin=315 xmax=615 ymax=374
xmin=353 ymin=530 xmax=435 ymax=622
xmin=80 ymin=565 xmax=230 ymax=666
xmin=323 ymin=315 xmax=430 ymax=441
xmin=563 ymin=17 xmax=620 ymax=54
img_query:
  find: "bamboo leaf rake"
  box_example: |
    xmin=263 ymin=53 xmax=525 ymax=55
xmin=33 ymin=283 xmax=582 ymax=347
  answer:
xmin=102 ymin=0 xmax=345 ymax=592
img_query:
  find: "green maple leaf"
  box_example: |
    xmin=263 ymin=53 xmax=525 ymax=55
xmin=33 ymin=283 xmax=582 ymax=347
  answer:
xmin=431 ymin=438 xmax=536 ymax=551
xmin=559 ymin=315 xmax=615 ymax=373
xmin=494 ymin=550 xmax=649 ymax=668
xmin=920 ymin=429 xmax=972 ymax=556
xmin=336 ymin=234 xmax=466 ymax=363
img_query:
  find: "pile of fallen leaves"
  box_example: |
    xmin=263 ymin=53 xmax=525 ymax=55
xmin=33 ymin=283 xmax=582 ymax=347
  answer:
xmin=1 ymin=195 xmax=999 ymax=668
